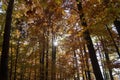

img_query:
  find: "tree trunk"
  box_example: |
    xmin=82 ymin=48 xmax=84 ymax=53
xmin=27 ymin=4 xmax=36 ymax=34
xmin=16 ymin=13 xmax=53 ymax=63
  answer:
xmin=100 ymin=37 xmax=114 ymax=80
xmin=45 ymin=32 xmax=49 ymax=80
xmin=51 ymin=34 xmax=56 ymax=80
xmin=73 ymin=50 xmax=80 ymax=80
xmin=0 ymin=0 xmax=14 ymax=80
xmin=40 ymin=30 xmax=45 ymax=80
xmin=34 ymin=48 xmax=37 ymax=80
xmin=95 ymin=40 xmax=107 ymax=79
xmin=9 ymin=42 xmax=13 ymax=80
xmin=28 ymin=66 xmax=32 ymax=80
xmin=76 ymin=0 xmax=104 ymax=80
xmin=114 ymin=19 xmax=120 ymax=37
xmin=14 ymin=38 xmax=20 ymax=80
xmin=83 ymin=45 xmax=91 ymax=80
xmin=105 ymin=25 xmax=120 ymax=57
xmin=20 ymin=66 xmax=24 ymax=80
xmin=79 ymin=45 xmax=85 ymax=80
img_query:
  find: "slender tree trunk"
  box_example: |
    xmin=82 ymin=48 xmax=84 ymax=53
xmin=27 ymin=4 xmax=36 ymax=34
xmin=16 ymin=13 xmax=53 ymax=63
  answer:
xmin=100 ymin=37 xmax=114 ymax=80
xmin=40 ymin=30 xmax=45 ymax=80
xmin=95 ymin=40 xmax=107 ymax=79
xmin=114 ymin=19 xmax=120 ymax=37
xmin=83 ymin=45 xmax=91 ymax=80
xmin=79 ymin=45 xmax=85 ymax=80
xmin=20 ymin=57 xmax=26 ymax=80
xmin=34 ymin=49 xmax=37 ymax=80
xmin=28 ymin=66 xmax=32 ymax=80
xmin=0 ymin=0 xmax=14 ymax=80
xmin=58 ymin=56 xmax=62 ymax=80
xmin=39 ymin=41 xmax=42 ymax=80
xmin=73 ymin=55 xmax=76 ymax=80
xmin=105 ymin=25 xmax=120 ymax=57
xmin=81 ymin=47 xmax=87 ymax=80
xmin=14 ymin=38 xmax=20 ymax=80
xmin=34 ymin=69 xmax=37 ymax=80
xmin=9 ymin=42 xmax=13 ymax=80
xmin=76 ymin=0 xmax=104 ymax=80
xmin=73 ymin=50 xmax=80 ymax=80
xmin=45 ymin=35 xmax=49 ymax=80
xmin=28 ymin=59 xmax=34 ymax=80
xmin=51 ymin=34 xmax=56 ymax=80
xmin=20 ymin=66 xmax=24 ymax=80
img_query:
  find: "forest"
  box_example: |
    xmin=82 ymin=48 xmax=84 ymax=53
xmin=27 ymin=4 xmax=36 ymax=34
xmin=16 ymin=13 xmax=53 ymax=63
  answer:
xmin=0 ymin=0 xmax=120 ymax=80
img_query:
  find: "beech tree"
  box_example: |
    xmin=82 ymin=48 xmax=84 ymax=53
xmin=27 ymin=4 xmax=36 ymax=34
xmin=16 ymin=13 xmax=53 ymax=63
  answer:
xmin=76 ymin=0 xmax=104 ymax=79
xmin=0 ymin=0 xmax=120 ymax=80
xmin=0 ymin=0 xmax=14 ymax=80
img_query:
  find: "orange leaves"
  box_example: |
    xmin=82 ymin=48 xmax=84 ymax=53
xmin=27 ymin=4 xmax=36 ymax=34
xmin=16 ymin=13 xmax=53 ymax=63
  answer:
xmin=82 ymin=0 xmax=120 ymax=28
xmin=55 ymin=0 xmax=62 ymax=5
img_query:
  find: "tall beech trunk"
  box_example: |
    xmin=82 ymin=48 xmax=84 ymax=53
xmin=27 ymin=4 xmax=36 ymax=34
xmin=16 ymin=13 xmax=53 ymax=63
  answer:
xmin=45 ymin=32 xmax=49 ymax=80
xmin=0 ymin=0 xmax=14 ymax=80
xmin=51 ymin=34 xmax=56 ymax=80
xmin=114 ymin=19 xmax=120 ymax=37
xmin=78 ymin=38 xmax=91 ymax=80
xmin=14 ymin=38 xmax=20 ymax=80
xmin=96 ymin=41 xmax=107 ymax=79
xmin=40 ymin=29 xmax=45 ymax=80
xmin=58 ymin=56 xmax=63 ymax=80
xmin=83 ymin=45 xmax=91 ymax=80
xmin=79 ymin=45 xmax=85 ymax=80
xmin=76 ymin=0 xmax=104 ymax=80
xmin=100 ymin=37 xmax=114 ymax=80
xmin=105 ymin=25 xmax=120 ymax=57
xmin=20 ymin=65 xmax=24 ymax=80
xmin=73 ymin=50 xmax=80 ymax=80
xmin=45 ymin=19 xmax=50 ymax=80
xmin=28 ymin=65 xmax=32 ymax=80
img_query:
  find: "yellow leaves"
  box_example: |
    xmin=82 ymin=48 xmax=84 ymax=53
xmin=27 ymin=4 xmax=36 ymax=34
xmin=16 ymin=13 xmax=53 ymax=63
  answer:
xmin=67 ymin=14 xmax=77 ymax=24
xmin=2 ymin=4 xmax=7 ymax=11
xmin=40 ymin=0 xmax=48 ymax=9
xmin=62 ymin=10 xmax=66 ymax=15
xmin=14 ymin=12 xmax=23 ymax=18
xmin=97 ymin=0 xmax=102 ymax=3
xmin=75 ymin=30 xmax=83 ymax=37
xmin=76 ymin=0 xmax=81 ymax=3
xmin=68 ymin=30 xmax=72 ymax=34
xmin=16 ymin=29 xmax=21 ymax=38
xmin=55 ymin=7 xmax=63 ymax=18
xmin=55 ymin=0 xmax=61 ymax=5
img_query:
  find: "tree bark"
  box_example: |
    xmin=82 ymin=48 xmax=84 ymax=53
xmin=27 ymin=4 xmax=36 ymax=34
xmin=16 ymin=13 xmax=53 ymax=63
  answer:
xmin=100 ymin=37 xmax=114 ymax=80
xmin=105 ymin=25 xmax=120 ymax=57
xmin=40 ymin=29 xmax=45 ymax=80
xmin=76 ymin=0 xmax=104 ymax=80
xmin=51 ymin=34 xmax=56 ymax=80
xmin=45 ymin=32 xmax=49 ymax=80
xmin=83 ymin=45 xmax=91 ymax=80
xmin=14 ymin=38 xmax=20 ymax=80
xmin=0 ymin=0 xmax=14 ymax=80
xmin=34 ymin=48 xmax=37 ymax=80
xmin=114 ymin=19 xmax=120 ymax=37
xmin=73 ymin=50 xmax=80 ymax=80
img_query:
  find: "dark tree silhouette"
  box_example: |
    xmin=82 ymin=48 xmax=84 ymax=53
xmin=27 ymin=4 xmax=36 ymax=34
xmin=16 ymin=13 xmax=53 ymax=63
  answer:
xmin=0 ymin=0 xmax=14 ymax=80
xmin=76 ymin=0 xmax=104 ymax=80
xmin=114 ymin=19 xmax=120 ymax=37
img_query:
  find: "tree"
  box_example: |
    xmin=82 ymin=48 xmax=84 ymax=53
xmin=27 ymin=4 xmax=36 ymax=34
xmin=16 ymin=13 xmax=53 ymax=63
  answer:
xmin=76 ymin=0 xmax=104 ymax=80
xmin=114 ymin=19 xmax=120 ymax=37
xmin=0 ymin=0 xmax=120 ymax=79
xmin=0 ymin=0 xmax=14 ymax=80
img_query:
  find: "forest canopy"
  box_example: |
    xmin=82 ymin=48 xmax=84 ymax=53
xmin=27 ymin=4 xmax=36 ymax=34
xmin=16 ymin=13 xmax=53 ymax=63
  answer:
xmin=0 ymin=0 xmax=120 ymax=80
